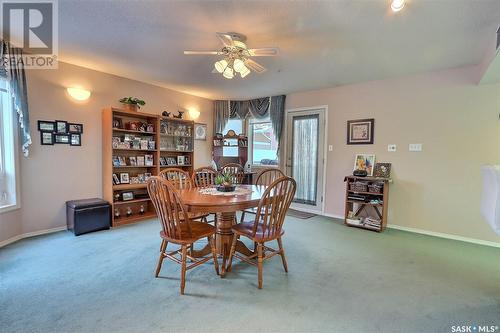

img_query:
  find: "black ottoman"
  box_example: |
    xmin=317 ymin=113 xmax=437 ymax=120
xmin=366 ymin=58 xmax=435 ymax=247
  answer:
xmin=66 ymin=198 xmax=111 ymax=236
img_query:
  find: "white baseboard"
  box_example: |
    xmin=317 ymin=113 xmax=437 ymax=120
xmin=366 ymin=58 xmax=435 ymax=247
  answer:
xmin=0 ymin=226 xmax=67 ymax=248
xmin=386 ymin=224 xmax=500 ymax=248
xmin=318 ymin=212 xmax=500 ymax=249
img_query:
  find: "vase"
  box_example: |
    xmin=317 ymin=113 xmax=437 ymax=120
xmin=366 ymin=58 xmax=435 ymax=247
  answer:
xmin=122 ymin=103 xmax=138 ymax=112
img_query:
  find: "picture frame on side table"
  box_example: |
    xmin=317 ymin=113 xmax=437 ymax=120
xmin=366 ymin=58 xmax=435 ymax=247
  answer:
xmin=373 ymin=163 xmax=392 ymax=178
xmin=353 ymin=154 xmax=376 ymax=176
xmin=347 ymin=118 xmax=374 ymax=145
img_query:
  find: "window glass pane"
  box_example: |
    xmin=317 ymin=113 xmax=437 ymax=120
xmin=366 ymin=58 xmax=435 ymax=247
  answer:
xmin=222 ymin=119 xmax=243 ymax=136
xmin=251 ymin=122 xmax=278 ymax=165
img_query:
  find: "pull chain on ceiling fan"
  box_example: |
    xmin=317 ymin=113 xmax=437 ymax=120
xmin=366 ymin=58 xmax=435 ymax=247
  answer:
xmin=183 ymin=32 xmax=279 ymax=79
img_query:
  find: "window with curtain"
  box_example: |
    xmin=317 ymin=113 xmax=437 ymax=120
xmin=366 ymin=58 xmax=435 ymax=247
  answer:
xmin=0 ymin=78 xmax=19 ymax=211
xmin=249 ymin=118 xmax=279 ymax=166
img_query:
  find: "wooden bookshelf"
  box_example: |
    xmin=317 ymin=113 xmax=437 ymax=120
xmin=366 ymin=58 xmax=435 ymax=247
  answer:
xmin=344 ymin=176 xmax=391 ymax=232
xmin=103 ymin=107 xmax=195 ymax=227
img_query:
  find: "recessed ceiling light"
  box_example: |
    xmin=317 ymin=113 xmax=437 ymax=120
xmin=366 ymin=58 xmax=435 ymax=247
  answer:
xmin=391 ymin=0 xmax=405 ymax=12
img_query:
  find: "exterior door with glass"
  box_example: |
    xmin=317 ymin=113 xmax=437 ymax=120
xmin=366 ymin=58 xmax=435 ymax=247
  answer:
xmin=285 ymin=107 xmax=326 ymax=213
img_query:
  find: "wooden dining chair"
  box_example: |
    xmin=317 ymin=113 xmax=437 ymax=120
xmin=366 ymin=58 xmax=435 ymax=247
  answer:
xmin=227 ymin=176 xmax=296 ymax=289
xmin=192 ymin=167 xmax=218 ymax=188
xmin=147 ymin=176 xmax=219 ymax=295
xmin=240 ymin=168 xmax=286 ymax=223
xmin=159 ymin=168 xmax=193 ymax=190
xmin=221 ymin=163 xmax=245 ymax=184
xmin=159 ymin=168 xmax=209 ymax=223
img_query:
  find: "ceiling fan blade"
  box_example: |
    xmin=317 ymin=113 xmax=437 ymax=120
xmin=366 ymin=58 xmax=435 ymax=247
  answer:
xmin=247 ymin=48 xmax=279 ymax=56
xmin=184 ymin=51 xmax=221 ymax=55
xmin=245 ymin=59 xmax=267 ymax=73
xmin=212 ymin=68 xmax=219 ymax=73
xmin=216 ymin=32 xmax=234 ymax=48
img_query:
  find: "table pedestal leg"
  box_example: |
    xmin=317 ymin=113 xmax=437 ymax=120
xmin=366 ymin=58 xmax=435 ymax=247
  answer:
xmin=215 ymin=212 xmax=254 ymax=277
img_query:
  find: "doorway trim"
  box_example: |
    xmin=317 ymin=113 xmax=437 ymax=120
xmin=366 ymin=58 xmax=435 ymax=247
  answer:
xmin=284 ymin=105 xmax=328 ymax=214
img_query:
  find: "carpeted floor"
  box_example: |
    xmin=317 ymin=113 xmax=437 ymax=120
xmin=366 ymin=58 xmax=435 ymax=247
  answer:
xmin=1 ymin=216 xmax=499 ymax=333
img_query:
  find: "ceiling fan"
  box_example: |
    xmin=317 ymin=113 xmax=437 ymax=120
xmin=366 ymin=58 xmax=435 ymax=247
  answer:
xmin=183 ymin=32 xmax=279 ymax=79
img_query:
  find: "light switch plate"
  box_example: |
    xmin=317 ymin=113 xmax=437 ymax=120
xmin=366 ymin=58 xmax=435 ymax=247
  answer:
xmin=328 ymin=145 xmax=333 ymax=152
xmin=409 ymin=143 xmax=423 ymax=152
xmin=388 ymin=144 xmax=397 ymax=152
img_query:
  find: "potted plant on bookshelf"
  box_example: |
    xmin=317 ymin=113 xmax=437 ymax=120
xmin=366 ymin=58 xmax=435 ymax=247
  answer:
xmin=119 ymin=97 xmax=146 ymax=112
xmin=215 ymin=172 xmax=236 ymax=192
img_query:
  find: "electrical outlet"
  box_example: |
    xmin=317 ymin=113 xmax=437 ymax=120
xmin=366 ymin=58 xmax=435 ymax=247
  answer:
xmin=328 ymin=145 xmax=333 ymax=152
xmin=388 ymin=144 xmax=397 ymax=152
xmin=409 ymin=143 xmax=423 ymax=152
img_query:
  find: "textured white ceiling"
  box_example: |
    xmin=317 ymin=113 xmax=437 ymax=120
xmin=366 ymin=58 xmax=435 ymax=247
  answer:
xmin=58 ymin=0 xmax=500 ymax=99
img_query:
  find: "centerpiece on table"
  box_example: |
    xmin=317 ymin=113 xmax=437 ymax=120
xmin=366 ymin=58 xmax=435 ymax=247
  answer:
xmin=119 ymin=97 xmax=146 ymax=112
xmin=214 ymin=172 xmax=236 ymax=192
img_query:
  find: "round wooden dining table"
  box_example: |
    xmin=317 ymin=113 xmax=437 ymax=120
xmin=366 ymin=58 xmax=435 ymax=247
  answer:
xmin=177 ymin=184 xmax=267 ymax=276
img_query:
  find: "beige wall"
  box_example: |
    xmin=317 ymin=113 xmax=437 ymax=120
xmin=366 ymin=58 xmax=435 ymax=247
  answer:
xmin=0 ymin=61 xmax=213 ymax=243
xmin=286 ymin=65 xmax=500 ymax=244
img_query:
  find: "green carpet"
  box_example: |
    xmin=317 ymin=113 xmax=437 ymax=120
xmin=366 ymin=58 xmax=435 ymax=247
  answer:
xmin=1 ymin=216 xmax=499 ymax=333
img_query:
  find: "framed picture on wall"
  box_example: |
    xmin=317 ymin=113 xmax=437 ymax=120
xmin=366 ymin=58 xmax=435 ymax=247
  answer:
xmin=40 ymin=131 xmax=54 ymax=145
xmin=194 ymin=123 xmax=207 ymax=140
xmin=54 ymin=134 xmax=70 ymax=144
xmin=347 ymin=118 xmax=374 ymax=145
xmin=55 ymin=120 xmax=68 ymax=134
xmin=70 ymin=134 xmax=81 ymax=146
xmin=68 ymin=123 xmax=83 ymax=134
xmin=353 ymin=154 xmax=375 ymax=176
xmin=38 ymin=120 xmax=55 ymax=132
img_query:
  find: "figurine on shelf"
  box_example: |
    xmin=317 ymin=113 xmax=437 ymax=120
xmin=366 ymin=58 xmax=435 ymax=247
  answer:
xmin=114 ymin=208 xmax=120 ymax=219
xmin=114 ymin=193 xmax=120 ymax=202
xmin=174 ymin=111 xmax=184 ymax=119
xmin=126 ymin=207 xmax=133 ymax=217
xmin=162 ymin=111 xmax=171 ymax=117
xmin=139 ymin=205 xmax=145 ymax=215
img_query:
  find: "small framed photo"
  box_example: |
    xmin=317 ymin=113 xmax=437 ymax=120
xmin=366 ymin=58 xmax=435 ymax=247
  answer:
xmin=347 ymin=119 xmax=374 ymax=145
xmin=146 ymin=124 xmax=155 ymax=132
xmin=137 ymin=156 xmax=145 ymax=166
xmin=353 ymin=154 xmax=376 ymax=176
xmin=140 ymin=140 xmax=148 ymax=150
xmin=54 ymin=134 xmax=69 ymax=144
xmin=112 ymin=117 xmax=123 ymax=129
xmin=138 ymin=174 xmax=145 ymax=183
xmin=112 ymin=173 xmax=120 ymax=185
xmin=40 ymin=131 xmax=54 ymax=145
xmin=118 ymin=156 xmax=127 ymax=166
xmin=145 ymin=154 xmax=154 ymax=166
xmin=70 ymin=133 xmax=81 ymax=146
xmin=373 ymin=163 xmax=392 ymax=178
xmin=68 ymin=123 xmax=83 ymax=134
xmin=112 ymin=156 xmax=120 ymax=167
xmin=38 ymin=120 xmax=55 ymax=132
xmin=194 ymin=123 xmax=207 ymax=140
xmin=177 ymin=155 xmax=185 ymax=165
xmin=120 ymin=173 xmax=130 ymax=184
xmin=55 ymin=120 xmax=68 ymax=134
xmin=122 ymin=191 xmax=134 ymax=201
xmin=129 ymin=156 xmax=137 ymax=166
xmin=148 ymin=141 xmax=155 ymax=150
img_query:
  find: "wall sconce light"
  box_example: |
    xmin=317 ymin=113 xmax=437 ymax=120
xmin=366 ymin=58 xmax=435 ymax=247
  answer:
xmin=67 ymin=87 xmax=91 ymax=101
xmin=188 ymin=109 xmax=201 ymax=120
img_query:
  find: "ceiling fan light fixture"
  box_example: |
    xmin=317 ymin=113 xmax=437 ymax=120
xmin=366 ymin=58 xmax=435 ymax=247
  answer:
xmin=214 ymin=59 xmax=228 ymax=73
xmin=233 ymin=59 xmax=246 ymax=73
xmin=391 ymin=0 xmax=405 ymax=12
xmin=223 ymin=66 xmax=234 ymax=79
xmin=240 ymin=66 xmax=250 ymax=78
